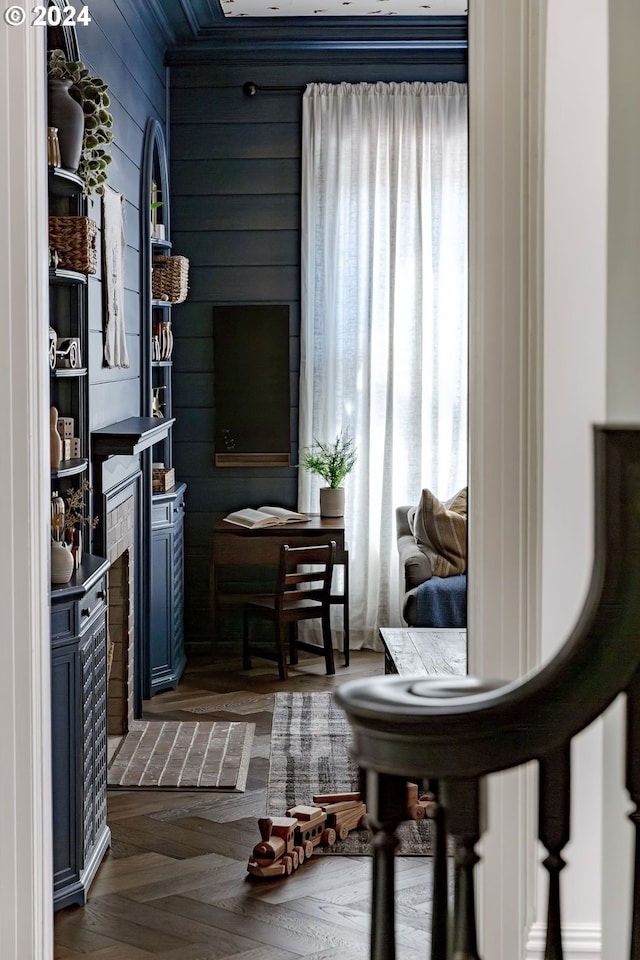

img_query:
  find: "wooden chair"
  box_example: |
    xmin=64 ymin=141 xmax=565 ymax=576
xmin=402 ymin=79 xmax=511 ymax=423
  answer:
xmin=242 ymin=541 xmax=337 ymax=679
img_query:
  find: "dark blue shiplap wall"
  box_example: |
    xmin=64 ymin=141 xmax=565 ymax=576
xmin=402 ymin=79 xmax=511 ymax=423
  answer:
xmin=72 ymin=0 xmax=167 ymax=428
xmin=168 ymin=31 xmax=468 ymax=649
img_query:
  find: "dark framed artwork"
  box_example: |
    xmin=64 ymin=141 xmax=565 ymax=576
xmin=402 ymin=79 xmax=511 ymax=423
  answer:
xmin=213 ymin=304 xmax=290 ymax=467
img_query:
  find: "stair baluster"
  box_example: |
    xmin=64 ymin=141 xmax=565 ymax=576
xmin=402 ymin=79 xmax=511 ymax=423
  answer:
xmin=425 ymin=781 xmax=449 ymax=960
xmin=626 ymin=669 xmax=640 ymax=958
xmin=539 ymin=745 xmax=571 ymax=960
xmin=444 ymin=778 xmax=482 ymax=960
xmin=366 ymin=771 xmax=407 ymax=960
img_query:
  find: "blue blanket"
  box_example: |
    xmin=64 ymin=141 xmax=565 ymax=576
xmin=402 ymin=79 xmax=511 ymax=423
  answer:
xmin=415 ymin=574 xmax=467 ymax=628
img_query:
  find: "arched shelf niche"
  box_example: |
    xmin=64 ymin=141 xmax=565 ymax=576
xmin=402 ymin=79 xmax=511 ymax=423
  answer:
xmin=47 ymin=0 xmax=80 ymax=61
xmin=140 ymin=118 xmax=171 ymax=421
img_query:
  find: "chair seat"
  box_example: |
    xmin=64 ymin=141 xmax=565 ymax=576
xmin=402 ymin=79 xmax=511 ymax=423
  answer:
xmin=247 ymin=595 xmax=325 ymax=617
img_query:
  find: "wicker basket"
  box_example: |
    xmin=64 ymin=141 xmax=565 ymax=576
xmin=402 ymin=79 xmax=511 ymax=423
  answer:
xmin=152 ymin=255 xmax=189 ymax=304
xmin=49 ymin=216 xmax=98 ymax=275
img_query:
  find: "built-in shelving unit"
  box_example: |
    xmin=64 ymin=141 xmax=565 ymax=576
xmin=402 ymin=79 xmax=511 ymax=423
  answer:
xmin=141 ymin=118 xmax=187 ymax=695
xmin=48 ymin=160 xmax=110 ymax=912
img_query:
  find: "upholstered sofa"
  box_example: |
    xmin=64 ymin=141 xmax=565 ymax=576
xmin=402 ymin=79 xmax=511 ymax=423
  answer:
xmin=396 ymin=502 xmax=467 ymax=628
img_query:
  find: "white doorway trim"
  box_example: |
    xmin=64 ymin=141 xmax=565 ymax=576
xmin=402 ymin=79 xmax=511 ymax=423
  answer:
xmin=0 ymin=20 xmax=52 ymax=960
xmin=467 ymin=0 xmax=546 ymax=956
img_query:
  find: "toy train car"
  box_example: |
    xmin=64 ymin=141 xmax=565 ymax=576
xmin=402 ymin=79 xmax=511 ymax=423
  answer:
xmin=247 ymin=793 xmax=368 ymax=879
xmin=312 ymin=792 xmax=368 ymax=840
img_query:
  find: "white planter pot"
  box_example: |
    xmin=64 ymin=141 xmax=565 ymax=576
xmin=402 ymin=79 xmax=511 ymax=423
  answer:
xmin=319 ymin=486 xmax=345 ymax=518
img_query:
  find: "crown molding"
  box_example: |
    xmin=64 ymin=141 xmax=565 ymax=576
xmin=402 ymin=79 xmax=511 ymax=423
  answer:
xmin=165 ymin=16 xmax=467 ymax=59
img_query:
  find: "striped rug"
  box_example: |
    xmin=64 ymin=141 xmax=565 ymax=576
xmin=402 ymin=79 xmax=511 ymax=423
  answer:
xmin=108 ymin=719 xmax=255 ymax=790
xmin=267 ymin=691 xmax=433 ymax=855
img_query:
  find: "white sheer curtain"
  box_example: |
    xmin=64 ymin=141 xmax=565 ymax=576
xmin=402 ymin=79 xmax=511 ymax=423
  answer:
xmin=299 ymin=81 xmax=468 ymax=649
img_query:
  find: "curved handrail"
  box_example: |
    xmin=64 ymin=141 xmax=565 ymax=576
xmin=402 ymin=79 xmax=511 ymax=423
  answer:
xmin=336 ymin=426 xmax=640 ymax=780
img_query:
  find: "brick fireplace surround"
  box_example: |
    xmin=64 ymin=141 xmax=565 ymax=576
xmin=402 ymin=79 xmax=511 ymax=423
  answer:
xmin=104 ymin=494 xmax=135 ymax=736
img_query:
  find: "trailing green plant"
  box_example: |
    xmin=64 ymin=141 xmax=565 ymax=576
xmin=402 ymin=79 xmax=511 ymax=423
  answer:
xmin=299 ymin=431 xmax=357 ymax=488
xmin=48 ymin=49 xmax=114 ymax=196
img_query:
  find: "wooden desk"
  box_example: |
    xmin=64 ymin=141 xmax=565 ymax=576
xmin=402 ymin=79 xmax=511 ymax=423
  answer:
xmin=379 ymin=627 xmax=467 ymax=677
xmin=211 ymin=514 xmax=350 ymax=665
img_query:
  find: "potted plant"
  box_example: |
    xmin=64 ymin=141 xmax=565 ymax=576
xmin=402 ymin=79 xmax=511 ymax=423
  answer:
xmin=299 ymin=431 xmax=356 ymax=517
xmin=48 ymin=49 xmax=113 ymax=195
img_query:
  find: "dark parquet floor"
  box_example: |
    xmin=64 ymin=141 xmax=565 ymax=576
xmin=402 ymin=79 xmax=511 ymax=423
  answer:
xmin=53 ymin=648 xmax=433 ymax=959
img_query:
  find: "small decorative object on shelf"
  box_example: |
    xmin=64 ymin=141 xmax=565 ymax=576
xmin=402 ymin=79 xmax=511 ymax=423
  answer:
xmin=152 ymin=318 xmax=173 ymax=360
xmin=152 ymin=255 xmax=189 ymax=304
xmin=50 ymin=406 xmax=62 ymax=470
xmin=51 ymin=539 xmax=75 ymax=584
xmin=55 ymin=337 xmax=82 ymax=369
xmin=49 ymin=326 xmax=57 ymax=370
xmin=61 ymin=480 xmax=98 ymax=569
xmin=150 ymin=181 xmax=164 ymax=239
xmin=49 ymin=247 xmax=59 ymax=270
xmin=49 ymin=216 xmax=98 ymax=274
xmin=54 ymin=415 xmax=81 ymax=462
xmin=51 ymin=491 xmax=65 ymax=542
xmin=152 ymin=463 xmax=175 ymax=493
xmin=47 ymin=126 xmax=62 ymax=168
xmin=152 ymin=387 xmax=166 ymax=419
xmin=48 ymin=50 xmax=114 ymax=196
xmin=299 ymin=430 xmax=357 ymax=518
xmin=47 ymin=78 xmax=84 ymax=173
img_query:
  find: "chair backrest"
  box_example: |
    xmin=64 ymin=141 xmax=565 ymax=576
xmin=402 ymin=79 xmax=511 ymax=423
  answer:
xmin=276 ymin=541 xmax=336 ymax=608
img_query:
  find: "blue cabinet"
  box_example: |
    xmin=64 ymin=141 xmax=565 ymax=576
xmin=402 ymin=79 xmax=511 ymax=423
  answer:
xmin=51 ymin=556 xmax=111 ymax=910
xmin=150 ymin=482 xmax=186 ymax=693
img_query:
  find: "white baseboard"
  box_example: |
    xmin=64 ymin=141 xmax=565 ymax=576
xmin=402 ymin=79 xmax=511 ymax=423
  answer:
xmin=525 ymin=922 xmax=601 ymax=960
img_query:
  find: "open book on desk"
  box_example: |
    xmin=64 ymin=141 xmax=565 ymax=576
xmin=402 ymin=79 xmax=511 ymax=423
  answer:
xmin=223 ymin=506 xmax=310 ymax=529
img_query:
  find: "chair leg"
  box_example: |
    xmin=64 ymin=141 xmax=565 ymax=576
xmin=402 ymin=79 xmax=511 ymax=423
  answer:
xmin=289 ymin=622 xmax=298 ymax=665
xmin=276 ymin=622 xmax=289 ymax=680
xmin=321 ymin=610 xmax=335 ymax=675
xmin=242 ymin=609 xmax=252 ymax=670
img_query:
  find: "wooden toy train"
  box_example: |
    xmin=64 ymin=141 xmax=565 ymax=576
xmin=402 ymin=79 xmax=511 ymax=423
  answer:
xmin=247 ymin=791 xmax=368 ymax=878
xmin=247 ymin=783 xmax=435 ymax=878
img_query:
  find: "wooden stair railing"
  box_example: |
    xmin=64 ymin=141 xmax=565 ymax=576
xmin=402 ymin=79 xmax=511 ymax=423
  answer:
xmin=336 ymin=426 xmax=640 ymax=960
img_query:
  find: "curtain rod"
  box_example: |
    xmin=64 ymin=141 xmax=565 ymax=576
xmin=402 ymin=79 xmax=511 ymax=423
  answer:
xmin=242 ymin=81 xmax=306 ymax=96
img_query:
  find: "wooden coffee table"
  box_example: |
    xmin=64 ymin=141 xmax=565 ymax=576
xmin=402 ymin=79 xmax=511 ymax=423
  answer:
xmin=379 ymin=627 xmax=467 ymax=677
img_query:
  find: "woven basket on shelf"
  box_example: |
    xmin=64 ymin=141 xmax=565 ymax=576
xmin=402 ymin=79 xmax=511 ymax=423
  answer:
xmin=49 ymin=216 xmax=98 ymax=275
xmin=152 ymin=255 xmax=189 ymax=304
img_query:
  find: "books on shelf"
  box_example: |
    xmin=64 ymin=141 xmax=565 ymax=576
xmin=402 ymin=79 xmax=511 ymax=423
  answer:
xmin=223 ymin=506 xmax=309 ymax=529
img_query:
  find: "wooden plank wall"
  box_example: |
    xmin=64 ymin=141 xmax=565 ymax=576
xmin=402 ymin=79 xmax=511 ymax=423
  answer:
xmin=72 ymin=0 xmax=168 ymax=428
xmin=169 ymin=38 xmax=467 ymax=650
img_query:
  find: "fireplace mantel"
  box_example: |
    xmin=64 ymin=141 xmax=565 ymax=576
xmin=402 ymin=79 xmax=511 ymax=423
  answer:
xmin=91 ymin=417 xmax=175 ymax=457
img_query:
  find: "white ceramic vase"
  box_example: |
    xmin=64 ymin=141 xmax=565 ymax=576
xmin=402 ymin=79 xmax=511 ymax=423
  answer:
xmin=51 ymin=539 xmax=74 ymax=584
xmin=319 ymin=486 xmax=345 ymax=518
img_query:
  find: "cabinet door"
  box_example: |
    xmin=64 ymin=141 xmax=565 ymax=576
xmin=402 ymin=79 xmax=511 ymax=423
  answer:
xmin=172 ymin=505 xmax=185 ymax=667
xmin=81 ymin=614 xmax=108 ymax=856
xmin=51 ymin=642 xmax=81 ymax=896
xmin=150 ymin=524 xmax=173 ymax=685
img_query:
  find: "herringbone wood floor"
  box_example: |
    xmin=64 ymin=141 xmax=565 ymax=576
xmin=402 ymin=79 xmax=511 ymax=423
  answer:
xmin=53 ymin=649 xmax=433 ymax=959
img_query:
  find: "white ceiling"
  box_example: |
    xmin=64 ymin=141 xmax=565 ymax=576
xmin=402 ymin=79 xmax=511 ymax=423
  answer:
xmin=221 ymin=0 xmax=466 ymax=17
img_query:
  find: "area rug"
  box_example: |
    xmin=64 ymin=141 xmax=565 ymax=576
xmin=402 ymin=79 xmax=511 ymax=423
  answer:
xmin=268 ymin=692 xmax=433 ymax=855
xmin=107 ymin=719 xmax=255 ymax=790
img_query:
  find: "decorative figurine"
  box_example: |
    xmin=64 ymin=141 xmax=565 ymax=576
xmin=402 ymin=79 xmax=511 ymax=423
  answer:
xmin=50 ymin=406 xmax=62 ymax=470
xmin=49 ymin=327 xmax=57 ymax=370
